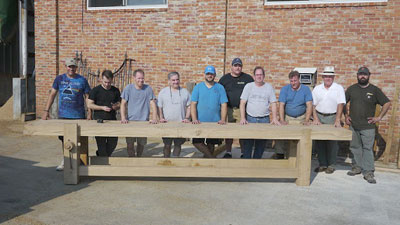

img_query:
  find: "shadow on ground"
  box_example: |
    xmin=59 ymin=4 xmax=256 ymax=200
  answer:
xmin=0 ymin=156 xmax=91 ymax=223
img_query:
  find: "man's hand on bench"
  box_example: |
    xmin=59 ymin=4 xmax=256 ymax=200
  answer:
xmin=192 ymin=120 xmax=201 ymax=124
xmin=217 ymin=120 xmax=226 ymax=125
xmin=149 ymin=119 xmax=159 ymax=124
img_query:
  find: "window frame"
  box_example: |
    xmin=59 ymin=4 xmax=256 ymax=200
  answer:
xmin=87 ymin=0 xmax=168 ymax=11
xmin=264 ymin=0 xmax=387 ymax=6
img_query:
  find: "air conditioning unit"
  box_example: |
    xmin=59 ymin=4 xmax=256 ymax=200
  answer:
xmin=294 ymin=67 xmax=317 ymax=87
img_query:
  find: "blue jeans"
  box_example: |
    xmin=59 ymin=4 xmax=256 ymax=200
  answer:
xmin=243 ymin=115 xmax=270 ymax=159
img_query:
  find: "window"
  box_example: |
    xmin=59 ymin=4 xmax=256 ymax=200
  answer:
xmin=88 ymin=0 xmax=167 ymax=10
xmin=264 ymin=0 xmax=387 ymax=6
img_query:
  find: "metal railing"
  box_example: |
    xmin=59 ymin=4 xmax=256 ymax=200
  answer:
xmin=74 ymin=51 xmax=135 ymax=91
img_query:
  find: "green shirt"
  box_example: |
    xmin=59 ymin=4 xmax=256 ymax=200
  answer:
xmin=345 ymin=83 xmax=389 ymax=130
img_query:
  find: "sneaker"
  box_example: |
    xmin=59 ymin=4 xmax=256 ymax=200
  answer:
xmin=325 ymin=167 xmax=335 ymax=174
xmin=347 ymin=166 xmax=362 ymax=176
xmin=56 ymin=159 xmax=64 ymax=171
xmin=314 ymin=166 xmax=327 ymax=173
xmin=363 ymin=172 xmax=376 ymax=184
xmin=240 ymin=154 xmax=244 ymax=158
xmin=223 ymin=152 xmax=232 ymax=158
xmin=274 ymin=153 xmax=285 ymax=159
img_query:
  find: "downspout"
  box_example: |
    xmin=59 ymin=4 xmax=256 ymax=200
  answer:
xmin=223 ymin=0 xmax=229 ymax=75
xmin=18 ymin=0 xmax=27 ymax=78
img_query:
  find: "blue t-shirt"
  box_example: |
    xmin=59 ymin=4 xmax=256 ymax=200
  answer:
xmin=191 ymin=82 xmax=228 ymax=122
xmin=52 ymin=73 xmax=90 ymax=119
xmin=278 ymin=84 xmax=312 ymax=118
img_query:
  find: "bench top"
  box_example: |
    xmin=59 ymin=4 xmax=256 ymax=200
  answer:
xmin=24 ymin=120 xmax=352 ymax=141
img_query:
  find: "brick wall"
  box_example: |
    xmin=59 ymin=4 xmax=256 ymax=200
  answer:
xmin=35 ymin=0 xmax=400 ymax=162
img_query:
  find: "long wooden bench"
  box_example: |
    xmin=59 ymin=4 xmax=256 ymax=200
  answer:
xmin=24 ymin=120 xmax=352 ymax=186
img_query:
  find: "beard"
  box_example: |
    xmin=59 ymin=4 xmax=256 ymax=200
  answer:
xmin=358 ymin=77 xmax=369 ymax=85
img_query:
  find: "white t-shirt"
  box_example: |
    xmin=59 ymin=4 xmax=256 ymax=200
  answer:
xmin=312 ymin=82 xmax=346 ymax=114
xmin=240 ymin=82 xmax=277 ymax=117
xmin=157 ymin=87 xmax=191 ymax=121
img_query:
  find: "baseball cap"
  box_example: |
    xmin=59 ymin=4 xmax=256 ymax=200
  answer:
xmin=204 ymin=65 xmax=216 ymax=75
xmin=65 ymin=58 xmax=77 ymax=67
xmin=357 ymin=67 xmax=370 ymax=75
xmin=231 ymin=58 xmax=242 ymax=66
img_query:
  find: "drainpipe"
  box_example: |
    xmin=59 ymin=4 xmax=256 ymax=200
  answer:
xmin=223 ymin=0 xmax=229 ymax=75
xmin=19 ymin=0 xmax=27 ymax=79
xmin=14 ymin=0 xmax=27 ymax=120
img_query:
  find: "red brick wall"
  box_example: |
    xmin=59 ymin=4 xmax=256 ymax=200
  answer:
xmin=35 ymin=0 xmax=400 ymax=161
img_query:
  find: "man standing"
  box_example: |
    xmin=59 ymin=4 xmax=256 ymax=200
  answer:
xmin=42 ymin=58 xmax=91 ymax=171
xmin=219 ymin=58 xmax=254 ymax=158
xmin=274 ymin=70 xmax=313 ymax=159
xmin=120 ymin=69 xmax=158 ymax=157
xmin=240 ymin=66 xmax=280 ymax=159
xmin=345 ymin=67 xmax=391 ymax=184
xmin=158 ymin=72 xmax=191 ymax=157
xmin=191 ymin=66 xmax=228 ymax=158
xmin=312 ymin=66 xmax=346 ymax=174
xmin=87 ymin=70 xmax=121 ymax=157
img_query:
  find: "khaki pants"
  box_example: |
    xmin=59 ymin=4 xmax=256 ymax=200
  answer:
xmin=227 ymin=107 xmax=240 ymax=123
xmin=274 ymin=114 xmax=306 ymax=155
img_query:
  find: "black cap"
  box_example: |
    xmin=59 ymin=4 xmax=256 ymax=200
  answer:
xmin=232 ymin=58 xmax=243 ymax=66
xmin=357 ymin=67 xmax=370 ymax=75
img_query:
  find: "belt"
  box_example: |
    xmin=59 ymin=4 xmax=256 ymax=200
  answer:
xmin=317 ymin=111 xmax=336 ymax=116
xmin=248 ymin=114 xmax=269 ymax=118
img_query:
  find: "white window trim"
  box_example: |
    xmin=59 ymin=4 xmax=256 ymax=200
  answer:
xmin=265 ymin=0 xmax=387 ymax=6
xmin=87 ymin=0 xmax=168 ymax=11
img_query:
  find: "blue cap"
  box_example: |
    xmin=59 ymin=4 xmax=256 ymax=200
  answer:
xmin=231 ymin=58 xmax=242 ymax=66
xmin=204 ymin=66 xmax=216 ymax=75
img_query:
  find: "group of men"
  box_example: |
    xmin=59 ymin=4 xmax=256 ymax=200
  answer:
xmin=42 ymin=57 xmax=391 ymax=184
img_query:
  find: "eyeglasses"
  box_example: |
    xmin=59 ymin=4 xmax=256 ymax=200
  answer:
xmin=233 ymin=64 xmax=242 ymax=67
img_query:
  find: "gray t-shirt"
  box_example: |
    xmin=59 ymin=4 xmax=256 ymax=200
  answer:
xmin=240 ymin=82 xmax=277 ymax=117
xmin=157 ymin=87 xmax=191 ymax=121
xmin=121 ymin=84 xmax=156 ymax=121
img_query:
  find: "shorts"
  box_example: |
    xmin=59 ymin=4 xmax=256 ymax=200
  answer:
xmin=192 ymin=138 xmax=222 ymax=145
xmin=162 ymin=138 xmax=186 ymax=146
xmin=227 ymin=107 xmax=241 ymax=123
xmin=126 ymin=137 xmax=147 ymax=145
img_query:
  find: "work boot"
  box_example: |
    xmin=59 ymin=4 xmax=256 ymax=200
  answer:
xmin=223 ymin=152 xmax=232 ymax=158
xmin=347 ymin=166 xmax=362 ymax=176
xmin=325 ymin=166 xmax=335 ymax=174
xmin=273 ymin=153 xmax=285 ymax=159
xmin=363 ymin=172 xmax=376 ymax=184
xmin=314 ymin=166 xmax=327 ymax=173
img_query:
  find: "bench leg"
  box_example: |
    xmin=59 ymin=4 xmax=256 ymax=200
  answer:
xmin=296 ymin=129 xmax=312 ymax=186
xmin=63 ymin=123 xmax=80 ymax=185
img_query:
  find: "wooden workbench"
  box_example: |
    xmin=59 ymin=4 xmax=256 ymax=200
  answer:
xmin=24 ymin=120 xmax=352 ymax=186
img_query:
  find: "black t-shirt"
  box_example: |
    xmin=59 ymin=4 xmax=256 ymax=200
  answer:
xmin=88 ymin=85 xmax=121 ymax=120
xmin=219 ymin=72 xmax=254 ymax=108
xmin=346 ymin=83 xmax=390 ymax=130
